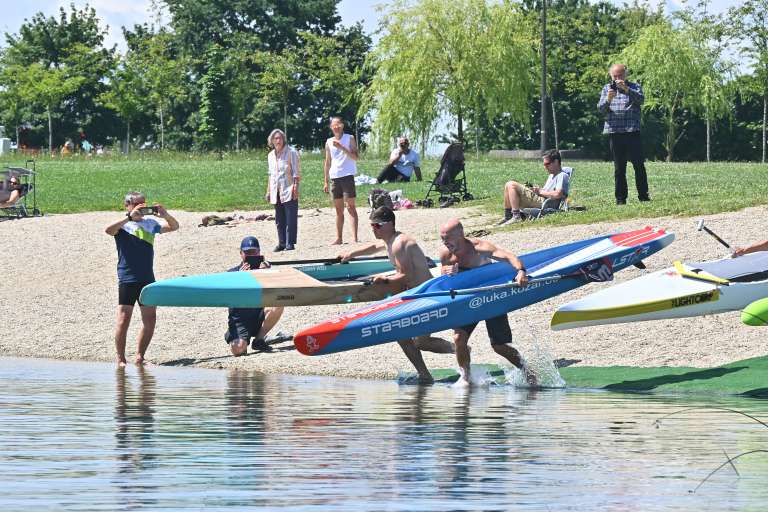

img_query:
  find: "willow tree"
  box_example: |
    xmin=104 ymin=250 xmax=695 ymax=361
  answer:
xmin=729 ymin=0 xmax=768 ymax=163
xmin=362 ymin=0 xmax=536 ymax=147
xmin=618 ymin=22 xmax=710 ymax=161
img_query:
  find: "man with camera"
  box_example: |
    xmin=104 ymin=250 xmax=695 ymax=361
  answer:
xmin=377 ymin=136 xmax=422 ymax=184
xmin=105 ymin=192 xmax=179 ymax=366
xmin=598 ymin=63 xmax=650 ymax=205
xmin=224 ymin=236 xmax=285 ymax=356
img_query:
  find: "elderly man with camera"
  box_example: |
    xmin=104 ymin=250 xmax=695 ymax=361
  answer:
xmin=377 ymin=136 xmax=422 ymax=184
xmin=105 ymin=191 xmax=179 ymax=366
xmin=598 ymin=63 xmax=650 ymax=205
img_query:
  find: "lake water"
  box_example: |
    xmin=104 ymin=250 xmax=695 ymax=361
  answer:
xmin=1 ymin=357 xmax=767 ymax=511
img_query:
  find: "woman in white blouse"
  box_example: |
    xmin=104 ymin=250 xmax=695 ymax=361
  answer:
xmin=265 ymin=129 xmax=300 ymax=251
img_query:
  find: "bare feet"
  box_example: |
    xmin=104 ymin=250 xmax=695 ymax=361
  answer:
xmin=117 ymin=358 xmax=127 ymax=368
xmin=417 ymin=373 xmax=435 ymax=385
xmin=454 ymin=367 xmax=471 ymax=387
xmin=135 ymin=355 xmax=146 ymax=366
xmin=331 ymin=239 xmax=343 ymax=245
xmin=522 ymin=365 xmax=538 ymax=387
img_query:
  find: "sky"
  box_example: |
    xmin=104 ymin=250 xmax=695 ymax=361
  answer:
xmin=0 ymin=0 xmax=747 ymax=53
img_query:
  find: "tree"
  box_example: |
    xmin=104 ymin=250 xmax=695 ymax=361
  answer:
xmin=11 ymin=61 xmax=83 ymax=153
xmin=729 ymin=0 xmax=768 ymax=162
xmin=618 ymin=21 xmax=711 ymax=161
xmin=3 ymin=4 xmax=116 ymax=146
xmin=98 ymin=55 xmax=146 ymax=153
xmin=162 ymin=0 xmax=340 ymax=53
xmin=197 ymin=46 xmax=232 ymax=155
xmin=255 ymin=50 xmax=302 ymax=139
xmin=363 ymin=0 xmax=536 ymax=146
xmin=673 ymin=1 xmax=735 ymax=162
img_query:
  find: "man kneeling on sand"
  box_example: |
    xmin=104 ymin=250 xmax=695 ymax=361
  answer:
xmin=339 ymin=206 xmax=454 ymax=383
xmin=439 ymin=218 xmax=536 ymax=386
xmin=225 ymin=236 xmax=285 ymax=356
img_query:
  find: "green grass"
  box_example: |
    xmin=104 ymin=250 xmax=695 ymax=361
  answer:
xmin=3 ymin=152 xmax=767 ymax=227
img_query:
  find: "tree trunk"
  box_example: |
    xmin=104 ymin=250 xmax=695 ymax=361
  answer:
xmin=457 ymin=103 xmax=464 ymax=142
xmin=706 ymin=111 xmax=711 ymax=163
xmin=763 ymin=94 xmax=766 ymax=164
xmin=551 ymin=97 xmax=559 ymax=151
xmin=475 ymin=112 xmax=479 ymax=158
xmin=159 ymin=106 xmax=165 ymax=150
xmin=236 ymin=122 xmax=240 ymax=152
xmin=540 ymin=0 xmax=548 ymax=154
xmin=126 ymin=120 xmax=131 ymax=155
xmin=48 ymin=108 xmax=53 ymax=156
xmin=666 ymin=110 xmax=675 ymax=162
xmin=283 ymin=101 xmax=288 ymax=140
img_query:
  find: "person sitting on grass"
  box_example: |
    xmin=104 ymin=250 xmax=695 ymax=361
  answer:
xmin=499 ymin=149 xmax=571 ymax=225
xmin=225 ymin=236 xmax=285 ymax=356
xmin=0 ymin=175 xmax=28 ymax=208
xmin=377 ymin=136 xmax=422 ymax=183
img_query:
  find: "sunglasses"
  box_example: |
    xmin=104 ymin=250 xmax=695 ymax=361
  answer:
xmin=370 ymin=221 xmax=390 ymax=229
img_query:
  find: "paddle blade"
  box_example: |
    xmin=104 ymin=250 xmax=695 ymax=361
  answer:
xmin=580 ymin=258 xmax=614 ymax=282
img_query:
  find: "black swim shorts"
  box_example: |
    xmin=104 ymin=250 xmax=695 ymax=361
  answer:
xmin=118 ymin=281 xmax=154 ymax=306
xmin=458 ymin=314 xmax=512 ymax=345
xmin=331 ymin=175 xmax=356 ymax=199
xmin=224 ymin=310 xmax=266 ymax=344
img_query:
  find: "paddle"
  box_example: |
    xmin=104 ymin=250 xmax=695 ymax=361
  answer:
xmin=403 ymin=258 xmax=614 ymax=300
xmin=696 ymin=219 xmax=732 ymax=251
xmin=269 ymin=255 xmax=389 ymax=266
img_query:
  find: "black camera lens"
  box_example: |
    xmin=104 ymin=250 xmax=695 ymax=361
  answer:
xmin=610 ymin=81 xmax=618 ymax=91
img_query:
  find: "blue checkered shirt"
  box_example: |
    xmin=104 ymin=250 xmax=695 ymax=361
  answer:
xmin=597 ymin=81 xmax=644 ymax=134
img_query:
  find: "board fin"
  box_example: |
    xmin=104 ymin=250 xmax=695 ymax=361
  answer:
xmin=633 ymin=261 xmax=647 ymax=270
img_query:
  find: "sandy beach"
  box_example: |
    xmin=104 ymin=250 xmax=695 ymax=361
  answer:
xmin=2 ymin=205 xmax=766 ymax=378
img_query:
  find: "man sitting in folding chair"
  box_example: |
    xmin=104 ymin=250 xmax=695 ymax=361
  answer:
xmin=0 ymin=173 xmax=30 ymax=212
xmin=499 ymin=149 xmax=571 ymax=225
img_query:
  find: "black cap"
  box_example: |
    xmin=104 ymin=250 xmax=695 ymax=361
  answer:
xmin=370 ymin=206 xmax=395 ymax=224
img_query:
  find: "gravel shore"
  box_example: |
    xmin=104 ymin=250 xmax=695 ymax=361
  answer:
xmin=2 ymin=205 xmax=765 ymax=379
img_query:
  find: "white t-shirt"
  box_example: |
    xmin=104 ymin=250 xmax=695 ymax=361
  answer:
xmin=326 ymin=133 xmax=357 ymax=179
xmin=389 ymin=148 xmax=421 ymax=178
xmin=542 ymin=167 xmax=571 ymax=197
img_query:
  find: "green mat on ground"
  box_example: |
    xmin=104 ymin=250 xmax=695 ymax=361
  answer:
xmin=408 ymin=356 xmax=768 ymax=397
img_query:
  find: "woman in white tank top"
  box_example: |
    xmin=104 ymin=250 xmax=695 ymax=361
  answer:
xmin=323 ymin=116 xmax=360 ymax=245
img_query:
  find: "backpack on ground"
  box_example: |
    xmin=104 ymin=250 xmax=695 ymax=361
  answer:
xmin=368 ymin=188 xmax=394 ymax=211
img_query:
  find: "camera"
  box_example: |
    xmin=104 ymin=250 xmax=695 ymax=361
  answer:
xmin=609 ymin=81 xmax=618 ymax=92
xmin=138 ymin=206 xmax=157 ymax=215
xmin=245 ymin=255 xmax=264 ymax=269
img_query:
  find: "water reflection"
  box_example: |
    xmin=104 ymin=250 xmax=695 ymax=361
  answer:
xmin=0 ymin=358 xmax=767 ymax=511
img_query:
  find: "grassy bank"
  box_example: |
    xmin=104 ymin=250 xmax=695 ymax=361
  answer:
xmin=3 ymin=152 xmax=767 ymax=225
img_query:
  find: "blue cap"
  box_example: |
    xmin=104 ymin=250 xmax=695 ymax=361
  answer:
xmin=240 ymin=236 xmax=260 ymax=251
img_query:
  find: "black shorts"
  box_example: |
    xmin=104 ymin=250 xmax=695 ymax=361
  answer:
xmin=458 ymin=314 xmax=512 ymax=345
xmin=331 ymin=175 xmax=356 ymax=199
xmin=118 ymin=281 xmax=154 ymax=306
xmin=224 ymin=310 xmax=266 ymax=344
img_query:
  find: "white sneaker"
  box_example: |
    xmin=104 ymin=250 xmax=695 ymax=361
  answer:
xmin=501 ymin=215 xmax=523 ymax=225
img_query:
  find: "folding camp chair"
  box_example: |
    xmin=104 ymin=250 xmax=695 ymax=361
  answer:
xmin=421 ymin=142 xmax=474 ymax=208
xmin=0 ymin=160 xmax=40 ymax=220
xmin=520 ymin=166 xmax=574 ymax=220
